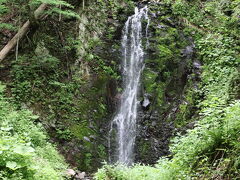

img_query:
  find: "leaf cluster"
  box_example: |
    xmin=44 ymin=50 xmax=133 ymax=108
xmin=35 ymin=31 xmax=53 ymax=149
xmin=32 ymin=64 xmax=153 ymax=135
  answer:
xmin=0 ymin=83 xmax=68 ymax=179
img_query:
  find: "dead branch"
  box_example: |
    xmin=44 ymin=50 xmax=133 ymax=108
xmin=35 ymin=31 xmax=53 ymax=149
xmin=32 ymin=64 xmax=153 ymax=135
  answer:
xmin=0 ymin=3 xmax=47 ymax=61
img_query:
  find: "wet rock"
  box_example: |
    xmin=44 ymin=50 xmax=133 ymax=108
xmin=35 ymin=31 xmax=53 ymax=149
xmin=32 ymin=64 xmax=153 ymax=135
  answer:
xmin=151 ymin=121 xmax=157 ymax=127
xmin=66 ymin=169 xmax=75 ymax=177
xmin=83 ymin=136 xmax=90 ymax=142
xmin=149 ymin=12 xmax=157 ymax=17
xmin=66 ymin=169 xmax=87 ymax=180
xmin=186 ymin=121 xmax=195 ymax=129
xmin=135 ymin=109 xmax=175 ymax=164
xmin=75 ymin=171 xmax=86 ymax=179
xmin=193 ymin=60 xmax=201 ymax=69
xmin=157 ymin=24 xmax=167 ymax=29
xmin=142 ymin=98 xmax=150 ymax=107
xmin=142 ymin=95 xmax=151 ymax=110
xmin=181 ymin=45 xmax=194 ymax=58
xmin=162 ymin=17 xmax=176 ymax=27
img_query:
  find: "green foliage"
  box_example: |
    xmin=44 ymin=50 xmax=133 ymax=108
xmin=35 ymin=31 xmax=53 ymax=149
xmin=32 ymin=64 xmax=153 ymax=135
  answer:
xmin=0 ymin=23 xmax=15 ymax=30
xmin=0 ymin=0 xmax=15 ymax=30
xmin=92 ymin=55 xmax=120 ymax=80
xmin=95 ymin=0 xmax=240 ymax=179
xmin=0 ymin=0 xmax=79 ymax=32
xmin=143 ymin=68 xmax=158 ymax=94
xmin=1 ymin=0 xmax=140 ymax=174
xmin=95 ymin=163 xmax=172 ymax=180
xmin=95 ymin=101 xmax=240 ymax=179
xmin=31 ymin=0 xmax=80 ymax=18
xmin=0 ymin=82 xmax=68 ymax=179
xmin=11 ymin=54 xmax=60 ymax=103
xmin=0 ymin=0 xmax=8 ymax=14
xmin=10 ymin=51 xmax=110 ymax=171
xmin=143 ymin=15 xmax=189 ymax=115
xmin=33 ymin=0 xmax=74 ymax=8
xmin=175 ymin=87 xmax=197 ymax=127
xmin=97 ymin=145 xmax=107 ymax=160
xmin=0 ymin=0 xmax=81 ymax=38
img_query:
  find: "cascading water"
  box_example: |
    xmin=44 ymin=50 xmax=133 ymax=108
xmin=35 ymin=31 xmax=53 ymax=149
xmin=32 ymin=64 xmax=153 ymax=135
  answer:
xmin=109 ymin=6 xmax=149 ymax=165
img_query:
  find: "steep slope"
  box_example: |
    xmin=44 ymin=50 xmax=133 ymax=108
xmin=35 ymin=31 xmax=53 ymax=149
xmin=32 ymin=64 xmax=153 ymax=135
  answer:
xmin=1 ymin=0 xmax=239 ymax=178
xmin=95 ymin=0 xmax=240 ymax=179
xmin=0 ymin=83 xmax=68 ymax=179
xmin=0 ymin=0 xmax=135 ymax=172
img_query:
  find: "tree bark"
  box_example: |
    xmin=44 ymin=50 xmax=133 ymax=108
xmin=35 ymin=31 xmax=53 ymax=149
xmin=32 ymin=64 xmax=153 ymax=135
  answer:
xmin=0 ymin=3 xmax=47 ymax=61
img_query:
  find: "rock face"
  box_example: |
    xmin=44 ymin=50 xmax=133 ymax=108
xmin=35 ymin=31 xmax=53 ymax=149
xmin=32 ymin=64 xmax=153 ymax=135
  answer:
xmin=136 ymin=111 xmax=174 ymax=164
xmin=91 ymin=1 xmax=200 ymax=166
xmin=131 ymin=3 xmax=200 ymax=164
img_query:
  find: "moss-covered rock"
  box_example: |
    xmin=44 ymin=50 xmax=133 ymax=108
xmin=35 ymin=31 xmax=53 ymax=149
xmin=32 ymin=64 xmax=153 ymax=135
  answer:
xmin=135 ymin=2 xmax=200 ymax=164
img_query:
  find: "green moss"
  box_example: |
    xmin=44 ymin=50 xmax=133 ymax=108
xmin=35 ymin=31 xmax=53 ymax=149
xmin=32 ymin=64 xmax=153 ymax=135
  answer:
xmin=70 ymin=124 xmax=92 ymax=139
xmin=10 ymin=50 xmax=110 ymax=171
xmin=157 ymin=45 xmax=173 ymax=58
xmin=156 ymin=83 xmax=166 ymax=107
xmin=143 ymin=5 xmax=192 ymax=123
xmin=143 ymin=68 xmax=158 ymax=94
xmin=138 ymin=141 xmax=151 ymax=160
xmin=175 ymin=86 xmax=197 ymax=127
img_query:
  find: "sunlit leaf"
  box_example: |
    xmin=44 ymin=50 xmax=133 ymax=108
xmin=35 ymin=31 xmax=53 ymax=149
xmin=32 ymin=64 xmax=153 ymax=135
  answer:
xmin=13 ymin=145 xmax=35 ymax=155
xmin=6 ymin=161 xmax=18 ymax=170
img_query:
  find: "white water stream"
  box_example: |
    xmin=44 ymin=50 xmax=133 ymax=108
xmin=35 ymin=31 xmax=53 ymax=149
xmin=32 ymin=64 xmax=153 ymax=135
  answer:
xmin=109 ymin=6 xmax=149 ymax=165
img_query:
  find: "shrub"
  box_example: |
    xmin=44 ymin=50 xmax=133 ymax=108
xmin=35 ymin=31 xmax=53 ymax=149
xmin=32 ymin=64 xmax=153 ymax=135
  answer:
xmin=0 ymin=83 xmax=68 ymax=179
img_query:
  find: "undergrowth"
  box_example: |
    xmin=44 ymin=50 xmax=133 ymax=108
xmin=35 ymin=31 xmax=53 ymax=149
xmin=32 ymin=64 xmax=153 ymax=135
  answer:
xmin=0 ymin=83 xmax=68 ymax=179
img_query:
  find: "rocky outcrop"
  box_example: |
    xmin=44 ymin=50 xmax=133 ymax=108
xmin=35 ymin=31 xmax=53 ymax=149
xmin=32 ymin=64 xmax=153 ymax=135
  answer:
xmin=133 ymin=3 xmax=200 ymax=164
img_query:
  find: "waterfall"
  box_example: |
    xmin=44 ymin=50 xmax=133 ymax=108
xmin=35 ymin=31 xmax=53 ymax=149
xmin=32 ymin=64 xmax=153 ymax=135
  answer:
xmin=109 ymin=6 xmax=149 ymax=165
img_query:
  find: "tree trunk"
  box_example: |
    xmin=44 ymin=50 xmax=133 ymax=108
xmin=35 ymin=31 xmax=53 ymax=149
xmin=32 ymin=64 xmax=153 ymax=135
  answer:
xmin=0 ymin=3 xmax=47 ymax=61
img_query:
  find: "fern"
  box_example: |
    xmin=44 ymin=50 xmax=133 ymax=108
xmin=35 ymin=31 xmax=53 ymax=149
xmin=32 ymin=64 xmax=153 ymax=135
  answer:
xmin=0 ymin=0 xmax=14 ymax=30
xmin=32 ymin=0 xmax=74 ymax=8
xmin=0 ymin=23 xmax=16 ymax=31
xmin=48 ymin=7 xmax=80 ymax=19
xmin=0 ymin=5 xmax=8 ymax=15
xmin=31 ymin=0 xmax=80 ymax=18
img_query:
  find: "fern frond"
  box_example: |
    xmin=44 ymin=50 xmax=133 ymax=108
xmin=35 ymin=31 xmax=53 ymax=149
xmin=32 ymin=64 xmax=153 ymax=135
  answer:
xmin=0 ymin=23 xmax=16 ymax=30
xmin=31 ymin=0 xmax=74 ymax=8
xmin=51 ymin=7 xmax=80 ymax=19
